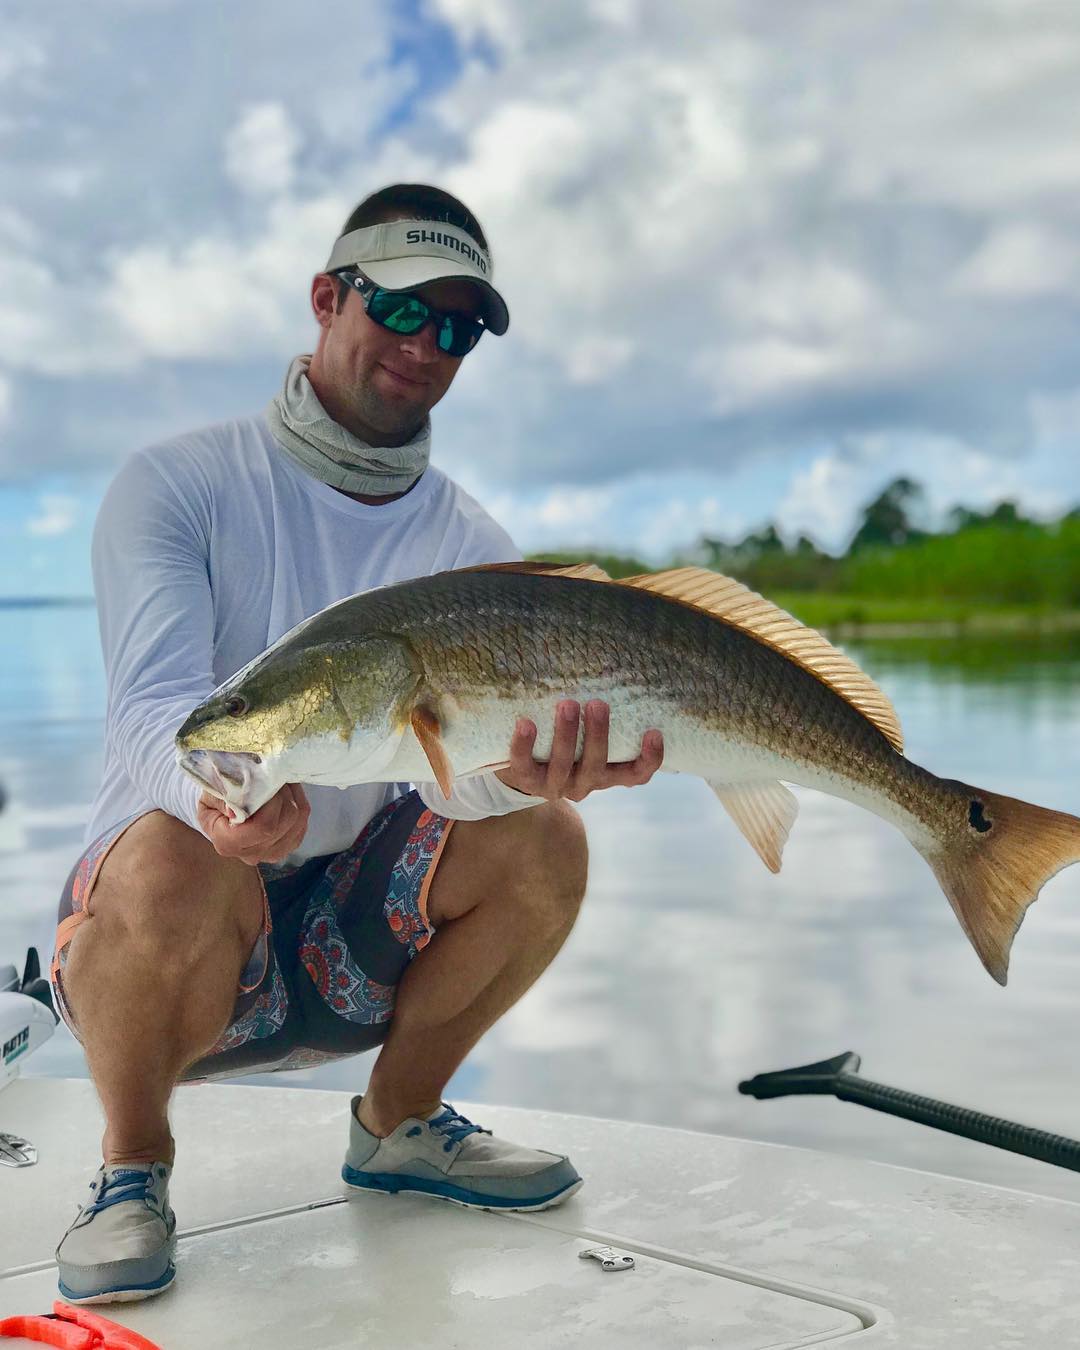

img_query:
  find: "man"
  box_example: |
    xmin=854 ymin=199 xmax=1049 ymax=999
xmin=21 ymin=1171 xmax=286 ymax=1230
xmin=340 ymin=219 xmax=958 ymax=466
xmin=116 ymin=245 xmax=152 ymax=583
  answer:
xmin=48 ymin=183 xmax=664 ymax=1305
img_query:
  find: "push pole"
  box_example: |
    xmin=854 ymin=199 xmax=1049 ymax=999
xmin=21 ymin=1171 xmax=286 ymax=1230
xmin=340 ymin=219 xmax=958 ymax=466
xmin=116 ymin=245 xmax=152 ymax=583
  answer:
xmin=738 ymin=1051 xmax=1080 ymax=1173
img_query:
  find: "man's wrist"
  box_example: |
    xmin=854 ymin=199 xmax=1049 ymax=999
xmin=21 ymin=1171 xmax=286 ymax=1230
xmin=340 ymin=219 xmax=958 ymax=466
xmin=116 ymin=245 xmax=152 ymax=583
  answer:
xmin=494 ymin=767 xmax=532 ymax=796
xmin=492 ymin=768 xmax=548 ymax=803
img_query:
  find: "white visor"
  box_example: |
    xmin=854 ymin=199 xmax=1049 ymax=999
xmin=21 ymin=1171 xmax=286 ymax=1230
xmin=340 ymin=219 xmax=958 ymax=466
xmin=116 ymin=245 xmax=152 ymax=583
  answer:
xmin=324 ymin=220 xmax=509 ymax=335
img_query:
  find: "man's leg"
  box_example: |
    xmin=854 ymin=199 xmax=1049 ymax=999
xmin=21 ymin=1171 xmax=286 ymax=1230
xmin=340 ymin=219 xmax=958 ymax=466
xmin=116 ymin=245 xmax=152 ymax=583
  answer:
xmin=358 ymin=800 xmax=587 ymax=1136
xmin=60 ymin=811 xmax=266 ymax=1166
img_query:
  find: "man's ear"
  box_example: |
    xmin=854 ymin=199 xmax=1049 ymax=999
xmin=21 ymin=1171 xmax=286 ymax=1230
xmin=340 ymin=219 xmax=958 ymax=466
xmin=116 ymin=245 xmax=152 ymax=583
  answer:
xmin=311 ymin=272 xmax=339 ymax=328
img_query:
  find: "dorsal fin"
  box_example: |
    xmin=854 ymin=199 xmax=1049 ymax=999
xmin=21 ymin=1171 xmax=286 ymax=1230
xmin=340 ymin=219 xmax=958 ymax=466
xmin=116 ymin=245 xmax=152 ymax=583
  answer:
xmin=617 ymin=567 xmax=904 ymax=752
xmin=456 ymin=560 xmax=613 ymax=582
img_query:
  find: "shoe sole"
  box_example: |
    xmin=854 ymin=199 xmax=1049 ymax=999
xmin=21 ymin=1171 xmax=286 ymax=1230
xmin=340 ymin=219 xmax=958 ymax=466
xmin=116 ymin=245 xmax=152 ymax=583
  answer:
xmin=58 ymin=1261 xmax=176 ymax=1305
xmin=341 ymin=1167 xmax=584 ymax=1213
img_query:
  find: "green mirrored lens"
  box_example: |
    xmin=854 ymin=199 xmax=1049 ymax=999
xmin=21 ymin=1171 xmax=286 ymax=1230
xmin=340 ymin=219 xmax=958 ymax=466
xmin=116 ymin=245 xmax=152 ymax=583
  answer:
xmin=369 ymin=292 xmax=428 ymax=333
xmin=438 ymin=317 xmax=483 ymax=356
xmin=436 ymin=318 xmax=457 ymax=354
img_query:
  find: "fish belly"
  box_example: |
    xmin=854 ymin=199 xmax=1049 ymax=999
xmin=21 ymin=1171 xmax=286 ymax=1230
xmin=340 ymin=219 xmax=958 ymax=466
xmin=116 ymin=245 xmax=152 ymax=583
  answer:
xmin=299 ymin=680 xmax=929 ymax=856
xmin=377 ymin=683 xmax=793 ymax=788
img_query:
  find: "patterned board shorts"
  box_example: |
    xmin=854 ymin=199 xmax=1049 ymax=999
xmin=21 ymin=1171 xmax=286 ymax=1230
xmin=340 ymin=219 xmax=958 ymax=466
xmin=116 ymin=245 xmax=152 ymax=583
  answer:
xmin=49 ymin=792 xmax=454 ymax=1082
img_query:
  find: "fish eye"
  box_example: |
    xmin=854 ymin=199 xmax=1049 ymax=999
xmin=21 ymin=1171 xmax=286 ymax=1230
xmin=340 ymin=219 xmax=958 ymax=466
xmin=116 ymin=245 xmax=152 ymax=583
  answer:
xmin=224 ymin=696 xmax=248 ymax=717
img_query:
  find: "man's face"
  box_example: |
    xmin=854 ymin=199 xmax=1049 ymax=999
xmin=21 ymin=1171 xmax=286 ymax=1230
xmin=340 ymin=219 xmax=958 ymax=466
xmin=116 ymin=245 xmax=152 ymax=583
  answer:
xmin=309 ymin=271 xmax=482 ymax=446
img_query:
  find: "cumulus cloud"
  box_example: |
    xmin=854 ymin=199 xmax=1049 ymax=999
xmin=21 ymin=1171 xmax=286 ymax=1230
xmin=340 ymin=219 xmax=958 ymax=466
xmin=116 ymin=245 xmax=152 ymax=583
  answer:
xmin=0 ymin=29 xmax=47 ymax=89
xmin=776 ymin=453 xmax=865 ymax=550
xmin=1 ymin=0 xmax=1079 ymax=549
xmin=0 ymin=191 xmax=348 ymax=374
xmin=953 ymin=222 xmax=1080 ymax=299
xmin=1029 ymin=385 xmax=1080 ymax=447
xmin=0 ymin=1 xmax=399 ymax=392
xmin=420 ymin=0 xmax=1080 ymax=491
xmin=26 ymin=493 xmax=79 ymax=537
xmin=224 ymin=103 xmax=302 ymax=197
xmin=470 ymin=471 xmax=747 ymax=562
xmin=0 ymin=207 xmax=37 ymax=250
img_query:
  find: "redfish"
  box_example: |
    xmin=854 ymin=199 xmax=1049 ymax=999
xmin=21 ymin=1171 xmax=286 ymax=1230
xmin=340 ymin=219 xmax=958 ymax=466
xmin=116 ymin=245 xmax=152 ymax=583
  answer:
xmin=176 ymin=562 xmax=1080 ymax=984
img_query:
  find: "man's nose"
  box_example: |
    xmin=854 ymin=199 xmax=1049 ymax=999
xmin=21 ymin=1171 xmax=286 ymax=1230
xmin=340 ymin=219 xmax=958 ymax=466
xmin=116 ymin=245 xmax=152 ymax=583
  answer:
xmin=397 ymin=320 xmax=441 ymax=364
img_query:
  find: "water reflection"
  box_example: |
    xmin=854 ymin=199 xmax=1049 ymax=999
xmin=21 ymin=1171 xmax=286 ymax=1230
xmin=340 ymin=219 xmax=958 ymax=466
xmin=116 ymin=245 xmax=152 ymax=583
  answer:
xmin=3 ymin=608 xmax=1079 ymax=1202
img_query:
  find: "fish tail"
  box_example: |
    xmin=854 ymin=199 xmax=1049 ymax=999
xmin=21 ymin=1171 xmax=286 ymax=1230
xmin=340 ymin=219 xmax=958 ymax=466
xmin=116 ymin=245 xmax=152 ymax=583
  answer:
xmin=919 ymin=783 xmax=1080 ymax=986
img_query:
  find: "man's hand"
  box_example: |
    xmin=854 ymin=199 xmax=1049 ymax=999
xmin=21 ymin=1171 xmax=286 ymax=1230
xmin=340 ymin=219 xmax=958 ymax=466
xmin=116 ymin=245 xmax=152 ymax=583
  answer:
xmin=494 ymin=699 xmax=663 ymax=803
xmin=197 ymin=783 xmax=310 ymax=866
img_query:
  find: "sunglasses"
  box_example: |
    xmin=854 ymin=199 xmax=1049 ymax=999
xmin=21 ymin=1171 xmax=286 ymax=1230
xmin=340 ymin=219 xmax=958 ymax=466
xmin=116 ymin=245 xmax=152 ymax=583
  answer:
xmin=337 ymin=269 xmax=486 ymax=358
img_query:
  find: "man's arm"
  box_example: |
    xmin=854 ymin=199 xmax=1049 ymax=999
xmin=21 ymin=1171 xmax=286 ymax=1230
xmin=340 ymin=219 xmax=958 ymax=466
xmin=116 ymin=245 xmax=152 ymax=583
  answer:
xmin=93 ymin=452 xmax=309 ymax=862
xmin=414 ymin=768 xmax=547 ymax=821
xmin=93 ymin=452 xmax=217 ymax=833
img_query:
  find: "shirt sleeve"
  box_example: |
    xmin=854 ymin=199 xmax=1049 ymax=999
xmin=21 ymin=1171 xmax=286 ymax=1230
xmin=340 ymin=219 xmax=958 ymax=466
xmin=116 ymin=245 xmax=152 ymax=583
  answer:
xmin=92 ymin=451 xmax=215 ymax=834
xmin=415 ymin=773 xmax=548 ymax=821
xmin=411 ymin=507 xmax=548 ymax=820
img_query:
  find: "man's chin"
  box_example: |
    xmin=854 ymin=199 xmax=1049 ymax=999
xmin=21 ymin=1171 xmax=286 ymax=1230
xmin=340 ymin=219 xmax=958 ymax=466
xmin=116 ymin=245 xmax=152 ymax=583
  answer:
xmin=373 ymin=370 xmax=431 ymax=411
xmin=360 ymin=394 xmax=429 ymax=440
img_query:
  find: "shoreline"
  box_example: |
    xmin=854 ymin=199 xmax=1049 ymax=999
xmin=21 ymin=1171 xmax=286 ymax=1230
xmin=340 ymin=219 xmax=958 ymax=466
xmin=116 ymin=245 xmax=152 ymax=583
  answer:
xmin=823 ymin=614 xmax=1080 ymax=639
xmin=770 ymin=597 xmax=1080 ymax=640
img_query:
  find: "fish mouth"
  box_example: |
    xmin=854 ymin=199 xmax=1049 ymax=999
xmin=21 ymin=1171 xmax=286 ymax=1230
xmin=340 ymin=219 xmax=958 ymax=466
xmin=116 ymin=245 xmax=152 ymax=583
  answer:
xmin=176 ymin=749 xmax=272 ymax=823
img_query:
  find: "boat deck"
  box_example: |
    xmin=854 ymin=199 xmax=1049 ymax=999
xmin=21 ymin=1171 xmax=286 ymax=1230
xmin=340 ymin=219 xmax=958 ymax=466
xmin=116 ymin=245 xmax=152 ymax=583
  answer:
xmin=1 ymin=1077 xmax=1077 ymax=1347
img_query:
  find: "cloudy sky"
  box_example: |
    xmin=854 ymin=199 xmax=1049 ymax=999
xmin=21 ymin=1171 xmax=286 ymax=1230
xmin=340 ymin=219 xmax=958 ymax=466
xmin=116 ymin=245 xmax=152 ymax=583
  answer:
xmin=2 ymin=0 xmax=1079 ymax=595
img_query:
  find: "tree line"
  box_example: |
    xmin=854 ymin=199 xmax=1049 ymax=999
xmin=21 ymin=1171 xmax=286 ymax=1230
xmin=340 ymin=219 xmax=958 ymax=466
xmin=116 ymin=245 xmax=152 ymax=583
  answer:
xmin=533 ymin=478 xmax=1080 ymax=609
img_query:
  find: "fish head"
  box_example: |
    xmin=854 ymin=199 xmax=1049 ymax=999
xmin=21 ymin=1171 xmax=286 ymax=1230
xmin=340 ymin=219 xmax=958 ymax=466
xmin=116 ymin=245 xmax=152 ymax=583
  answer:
xmin=175 ymin=635 xmax=421 ymax=820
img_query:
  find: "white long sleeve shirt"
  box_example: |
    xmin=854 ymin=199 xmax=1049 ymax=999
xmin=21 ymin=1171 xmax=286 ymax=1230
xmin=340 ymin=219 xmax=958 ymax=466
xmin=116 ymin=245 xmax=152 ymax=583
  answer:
xmin=84 ymin=413 xmax=545 ymax=860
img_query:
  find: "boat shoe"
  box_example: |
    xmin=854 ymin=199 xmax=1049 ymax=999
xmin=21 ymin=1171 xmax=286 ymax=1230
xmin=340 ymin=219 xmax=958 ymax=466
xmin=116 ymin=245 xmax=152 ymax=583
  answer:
xmin=56 ymin=1162 xmax=176 ymax=1304
xmin=342 ymin=1097 xmax=583 ymax=1211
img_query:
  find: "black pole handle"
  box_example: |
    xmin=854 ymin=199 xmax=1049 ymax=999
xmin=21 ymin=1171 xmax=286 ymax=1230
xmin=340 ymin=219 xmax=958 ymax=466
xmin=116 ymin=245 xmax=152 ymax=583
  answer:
xmin=18 ymin=946 xmax=57 ymax=1021
xmin=739 ymin=1051 xmax=1080 ymax=1174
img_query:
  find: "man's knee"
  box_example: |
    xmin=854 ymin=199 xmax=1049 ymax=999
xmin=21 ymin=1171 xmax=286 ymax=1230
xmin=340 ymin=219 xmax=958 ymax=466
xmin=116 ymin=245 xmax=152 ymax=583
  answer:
xmin=491 ymin=800 xmax=588 ymax=927
xmin=85 ymin=810 xmax=263 ymax=953
xmin=430 ymin=800 xmax=589 ymax=930
xmin=524 ymin=799 xmax=587 ymax=879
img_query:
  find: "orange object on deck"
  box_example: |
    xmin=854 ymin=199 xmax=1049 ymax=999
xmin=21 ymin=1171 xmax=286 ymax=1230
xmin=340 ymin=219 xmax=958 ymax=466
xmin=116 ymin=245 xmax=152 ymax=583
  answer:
xmin=0 ymin=1300 xmax=163 ymax=1349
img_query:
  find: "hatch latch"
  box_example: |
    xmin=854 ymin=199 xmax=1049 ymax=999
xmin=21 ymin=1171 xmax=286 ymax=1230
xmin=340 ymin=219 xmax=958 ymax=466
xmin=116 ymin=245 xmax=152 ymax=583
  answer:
xmin=579 ymin=1245 xmax=635 ymax=1272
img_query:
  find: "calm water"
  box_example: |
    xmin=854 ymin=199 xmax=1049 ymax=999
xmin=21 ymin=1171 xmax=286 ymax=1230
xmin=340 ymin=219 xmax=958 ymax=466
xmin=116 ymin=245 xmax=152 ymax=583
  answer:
xmin=3 ymin=604 xmax=1080 ymax=1202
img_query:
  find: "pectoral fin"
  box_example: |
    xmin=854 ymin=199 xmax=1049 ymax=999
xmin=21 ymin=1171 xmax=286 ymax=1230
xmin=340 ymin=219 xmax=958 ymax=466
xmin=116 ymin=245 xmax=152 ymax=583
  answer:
xmin=708 ymin=779 xmax=800 ymax=873
xmin=411 ymin=706 xmax=455 ymax=798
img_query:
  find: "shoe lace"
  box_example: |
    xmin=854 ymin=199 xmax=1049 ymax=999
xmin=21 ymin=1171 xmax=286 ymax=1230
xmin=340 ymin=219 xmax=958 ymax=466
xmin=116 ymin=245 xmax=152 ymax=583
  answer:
xmin=84 ymin=1168 xmax=157 ymax=1216
xmin=426 ymin=1107 xmax=492 ymax=1154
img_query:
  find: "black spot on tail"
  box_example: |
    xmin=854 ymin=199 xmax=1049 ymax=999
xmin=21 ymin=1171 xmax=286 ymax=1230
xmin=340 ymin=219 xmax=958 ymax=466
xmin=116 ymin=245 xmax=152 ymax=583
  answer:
xmin=969 ymin=799 xmax=993 ymax=833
